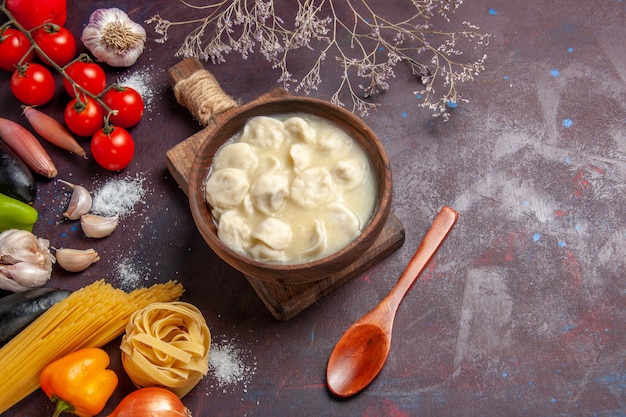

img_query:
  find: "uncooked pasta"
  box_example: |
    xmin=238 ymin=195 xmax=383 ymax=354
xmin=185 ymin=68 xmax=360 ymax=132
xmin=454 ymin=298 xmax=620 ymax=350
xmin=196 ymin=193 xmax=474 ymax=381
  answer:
xmin=120 ymin=301 xmax=211 ymax=398
xmin=0 ymin=279 xmax=184 ymax=415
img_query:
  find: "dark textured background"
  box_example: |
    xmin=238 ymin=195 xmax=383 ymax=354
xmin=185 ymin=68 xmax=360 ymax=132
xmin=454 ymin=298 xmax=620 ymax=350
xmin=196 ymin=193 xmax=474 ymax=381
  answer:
xmin=1 ymin=0 xmax=625 ymax=416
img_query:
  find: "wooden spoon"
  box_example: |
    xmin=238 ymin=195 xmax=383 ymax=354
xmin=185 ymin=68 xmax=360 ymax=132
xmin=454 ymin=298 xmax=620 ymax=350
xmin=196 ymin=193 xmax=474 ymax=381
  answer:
xmin=326 ymin=206 xmax=458 ymax=397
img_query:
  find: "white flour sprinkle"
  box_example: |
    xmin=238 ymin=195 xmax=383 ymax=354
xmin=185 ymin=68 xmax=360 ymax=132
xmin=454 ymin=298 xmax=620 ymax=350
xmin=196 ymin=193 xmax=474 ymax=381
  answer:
xmin=209 ymin=337 xmax=256 ymax=392
xmin=117 ymin=65 xmax=156 ymax=112
xmin=91 ymin=175 xmax=146 ymax=218
xmin=115 ymin=257 xmax=147 ymax=291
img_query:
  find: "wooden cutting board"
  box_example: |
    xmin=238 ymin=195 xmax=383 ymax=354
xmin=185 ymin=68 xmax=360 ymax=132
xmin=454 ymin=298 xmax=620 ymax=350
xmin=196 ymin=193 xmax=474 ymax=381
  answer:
xmin=166 ymin=58 xmax=405 ymax=320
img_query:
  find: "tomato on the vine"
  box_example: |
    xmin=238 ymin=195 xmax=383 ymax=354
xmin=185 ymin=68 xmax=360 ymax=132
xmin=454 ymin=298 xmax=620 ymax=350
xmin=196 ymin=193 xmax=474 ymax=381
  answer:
xmin=91 ymin=126 xmax=135 ymax=171
xmin=63 ymin=61 xmax=106 ymax=98
xmin=5 ymin=0 xmax=67 ymax=30
xmin=34 ymin=24 xmax=77 ymax=67
xmin=0 ymin=28 xmax=34 ymax=71
xmin=102 ymin=86 xmax=145 ymax=128
xmin=10 ymin=63 xmax=56 ymax=106
xmin=64 ymin=96 xmax=104 ymax=137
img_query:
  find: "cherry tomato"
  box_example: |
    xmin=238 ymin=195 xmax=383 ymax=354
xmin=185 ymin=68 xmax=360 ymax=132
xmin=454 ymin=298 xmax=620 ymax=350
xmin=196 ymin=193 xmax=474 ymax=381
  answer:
xmin=102 ymin=86 xmax=145 ymax=128
xmin=91 ymin=126 xmax=135 ymax=171
xmin=10 ymin=63 xmax=56 ymax=106
xmin=64 ymin=61 xmax=106 ymax=98
xmin=34 ymin=24 xmax=76 ymax=67
xmin=5 ymin=0 xmax=67 ymax=30
xmin=64 ymin=96 xmax=104 ymax=137
xmin=0 ymin=28 xmax=34 ymax=71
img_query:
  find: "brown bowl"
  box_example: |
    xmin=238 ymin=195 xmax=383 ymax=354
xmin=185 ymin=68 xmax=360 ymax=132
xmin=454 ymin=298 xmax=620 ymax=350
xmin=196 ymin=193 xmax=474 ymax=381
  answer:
xmin=187 ymin=95 xmax=392 ymax=284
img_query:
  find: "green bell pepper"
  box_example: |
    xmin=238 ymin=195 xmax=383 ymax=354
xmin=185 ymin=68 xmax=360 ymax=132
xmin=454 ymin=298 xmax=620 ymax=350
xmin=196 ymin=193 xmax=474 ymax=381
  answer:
xmin=0 ymin=192 xmax=38 ymax=232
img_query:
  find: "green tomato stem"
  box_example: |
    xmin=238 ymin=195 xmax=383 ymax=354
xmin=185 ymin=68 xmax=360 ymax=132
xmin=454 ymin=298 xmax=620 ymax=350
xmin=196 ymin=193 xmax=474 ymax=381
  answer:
xmin=50 ymin=395 xmax=74 ymax=417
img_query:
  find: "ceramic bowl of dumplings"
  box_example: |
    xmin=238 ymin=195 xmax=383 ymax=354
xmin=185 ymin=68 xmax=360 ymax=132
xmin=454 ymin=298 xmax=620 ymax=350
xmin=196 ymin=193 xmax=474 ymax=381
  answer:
xmin=187 ymin=95 xmax=392 ymax=284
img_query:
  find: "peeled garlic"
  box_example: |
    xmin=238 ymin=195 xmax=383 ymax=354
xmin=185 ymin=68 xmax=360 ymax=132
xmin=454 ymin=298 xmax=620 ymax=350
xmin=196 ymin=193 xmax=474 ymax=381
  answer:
xmin=81 ymin=8 xmax=146 ymax=67
xmin=80 ymin=214 xmax=119 ymax=238
xmin=55 ymin=248 xmax=100 ymax=272
xmin=58 ymin=179 xmax=92 ymax=220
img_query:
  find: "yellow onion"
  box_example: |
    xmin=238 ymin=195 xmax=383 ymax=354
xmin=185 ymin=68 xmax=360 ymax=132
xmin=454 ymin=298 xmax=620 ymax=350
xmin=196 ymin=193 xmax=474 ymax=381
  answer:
xmin=107 ymin=387 xmax=192 ymax=417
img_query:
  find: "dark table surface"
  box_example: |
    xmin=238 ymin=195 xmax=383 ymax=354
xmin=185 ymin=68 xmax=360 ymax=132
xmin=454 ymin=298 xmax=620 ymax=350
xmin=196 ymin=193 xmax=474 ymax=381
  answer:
xmin=1 ymin=0 xmax=625 ymax=416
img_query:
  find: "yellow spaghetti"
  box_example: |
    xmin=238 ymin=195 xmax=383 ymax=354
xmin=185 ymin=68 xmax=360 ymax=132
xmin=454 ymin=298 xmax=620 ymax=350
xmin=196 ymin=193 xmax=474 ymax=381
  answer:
xmin=0 ymin=279 xmax=184 ymax=414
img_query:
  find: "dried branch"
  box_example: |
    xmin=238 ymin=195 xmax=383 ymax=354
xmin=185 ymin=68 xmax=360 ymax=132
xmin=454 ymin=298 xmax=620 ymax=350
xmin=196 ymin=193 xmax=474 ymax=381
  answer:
xmin=147 ymin=0 xmax=490 ymax=119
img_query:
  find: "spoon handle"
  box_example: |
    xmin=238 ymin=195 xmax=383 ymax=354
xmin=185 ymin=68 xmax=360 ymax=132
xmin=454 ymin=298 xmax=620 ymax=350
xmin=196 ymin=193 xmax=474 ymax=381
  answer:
xmin=380 ymin=206 xmax=458 ymax=317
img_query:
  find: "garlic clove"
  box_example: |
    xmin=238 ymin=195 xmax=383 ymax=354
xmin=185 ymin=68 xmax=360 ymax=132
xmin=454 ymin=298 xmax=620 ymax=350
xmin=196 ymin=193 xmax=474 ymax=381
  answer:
xmin=58 ymin=179 xmax=92 ymax=220
xmin=55 ymin=248 xmax=100 ymax=272
xmin=0 ymin=262 xmax=51 ymax=289
xmin=80 ymin=214 xmax=119 ymax=238
xmin=0 ymin=273 xmax=30 ymax=292
xmin=81 ymin=8 xmax=147 ymax=67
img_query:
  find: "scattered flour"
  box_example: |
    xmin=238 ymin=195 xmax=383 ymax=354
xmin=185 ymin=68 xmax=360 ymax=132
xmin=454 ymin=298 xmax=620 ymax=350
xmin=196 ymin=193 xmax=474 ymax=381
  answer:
xmin=208 ymin=337 xmax=256 ymax=393
xmin=91 ymin=175 xmax=147 ymax=218
xmin=115 ymin=257 xmax=145 ymax=291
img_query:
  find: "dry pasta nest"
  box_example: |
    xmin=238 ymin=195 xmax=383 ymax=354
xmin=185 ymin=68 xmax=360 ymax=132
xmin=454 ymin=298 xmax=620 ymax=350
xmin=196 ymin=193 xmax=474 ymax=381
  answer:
xmin=120 ymin=301 xmax=211 ymax=398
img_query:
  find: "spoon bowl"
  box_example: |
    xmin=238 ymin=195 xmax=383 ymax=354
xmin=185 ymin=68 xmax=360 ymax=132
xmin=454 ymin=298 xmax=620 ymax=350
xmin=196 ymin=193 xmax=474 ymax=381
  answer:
xmin=326 ymin=323 xmax=390 ymax=396
xmin=326 ymin=206 xmax=458 ymax=397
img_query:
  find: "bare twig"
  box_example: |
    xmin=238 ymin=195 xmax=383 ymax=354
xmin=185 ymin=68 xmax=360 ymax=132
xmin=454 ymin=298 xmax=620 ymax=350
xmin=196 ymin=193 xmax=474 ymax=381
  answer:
xmin=146 ymin=0 xmax=490 ymax=119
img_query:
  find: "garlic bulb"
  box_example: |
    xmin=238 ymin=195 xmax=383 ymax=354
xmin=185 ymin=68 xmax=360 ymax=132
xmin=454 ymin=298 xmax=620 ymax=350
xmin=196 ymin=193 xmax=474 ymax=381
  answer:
xmin=0 ymin=229 xmax=54 ymax=270
xmin=0 ymin=229 xmax=54 ymax=292
xmin=81 ymin=214 xmax=119 ymax=238
xmin=81 ymin=8 xmax=146 ymax=67
xmin=55 ymin=248 xmax=100 ymax=272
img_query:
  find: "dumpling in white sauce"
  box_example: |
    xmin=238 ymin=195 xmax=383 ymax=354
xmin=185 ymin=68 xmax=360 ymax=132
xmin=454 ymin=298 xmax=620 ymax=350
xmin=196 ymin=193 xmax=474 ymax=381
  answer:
xmin=205 ymin=168 xmax=249 ymax=210
xmin=240 ymin=116 xmax=284 ymax=150
xmin=217 ymin=210 xmax=251 ymax=253
xmin=250 ymin=174 xmax=289 ymax=215
xmin=205 ymin=112 xmax=377 ymax=264
xmin=242 ymin=194 xmax=254 ymax=216
xmin=211 ymin=206 xmax=226 ymax=221
xmin=316 ymin=129 xmax=352 ymax=155
xmin=289 ymin=143 xmax=313 ymax=173
xmin=258 ymin=155 xmax=281 ymax=174
xmin=322 ymin=202 xmax=361 ymax=242
xmin=248 ymin=244 xmax=285 ymax=263
xmin=213 ymin=142 xmax=259 ymax=173
xmin=251 ymin=217 xmax=292 ymax=250
xmin=332 ymin=158 xmax=366 ymax=190
xmin=290 ymin=167 xmax=336 ymax=209
xmin=303 ymin=219 xmax=326 ymax=257
xmin=284 ymin=116 xmax=316 ymax=144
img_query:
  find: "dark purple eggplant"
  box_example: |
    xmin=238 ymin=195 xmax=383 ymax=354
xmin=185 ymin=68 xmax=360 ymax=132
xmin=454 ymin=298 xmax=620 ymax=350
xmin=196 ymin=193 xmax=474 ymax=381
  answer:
xmin=0 ymin=287 xmax=71 ymax=345
xmin=0 ymin=139 xmax=37 ymax=205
